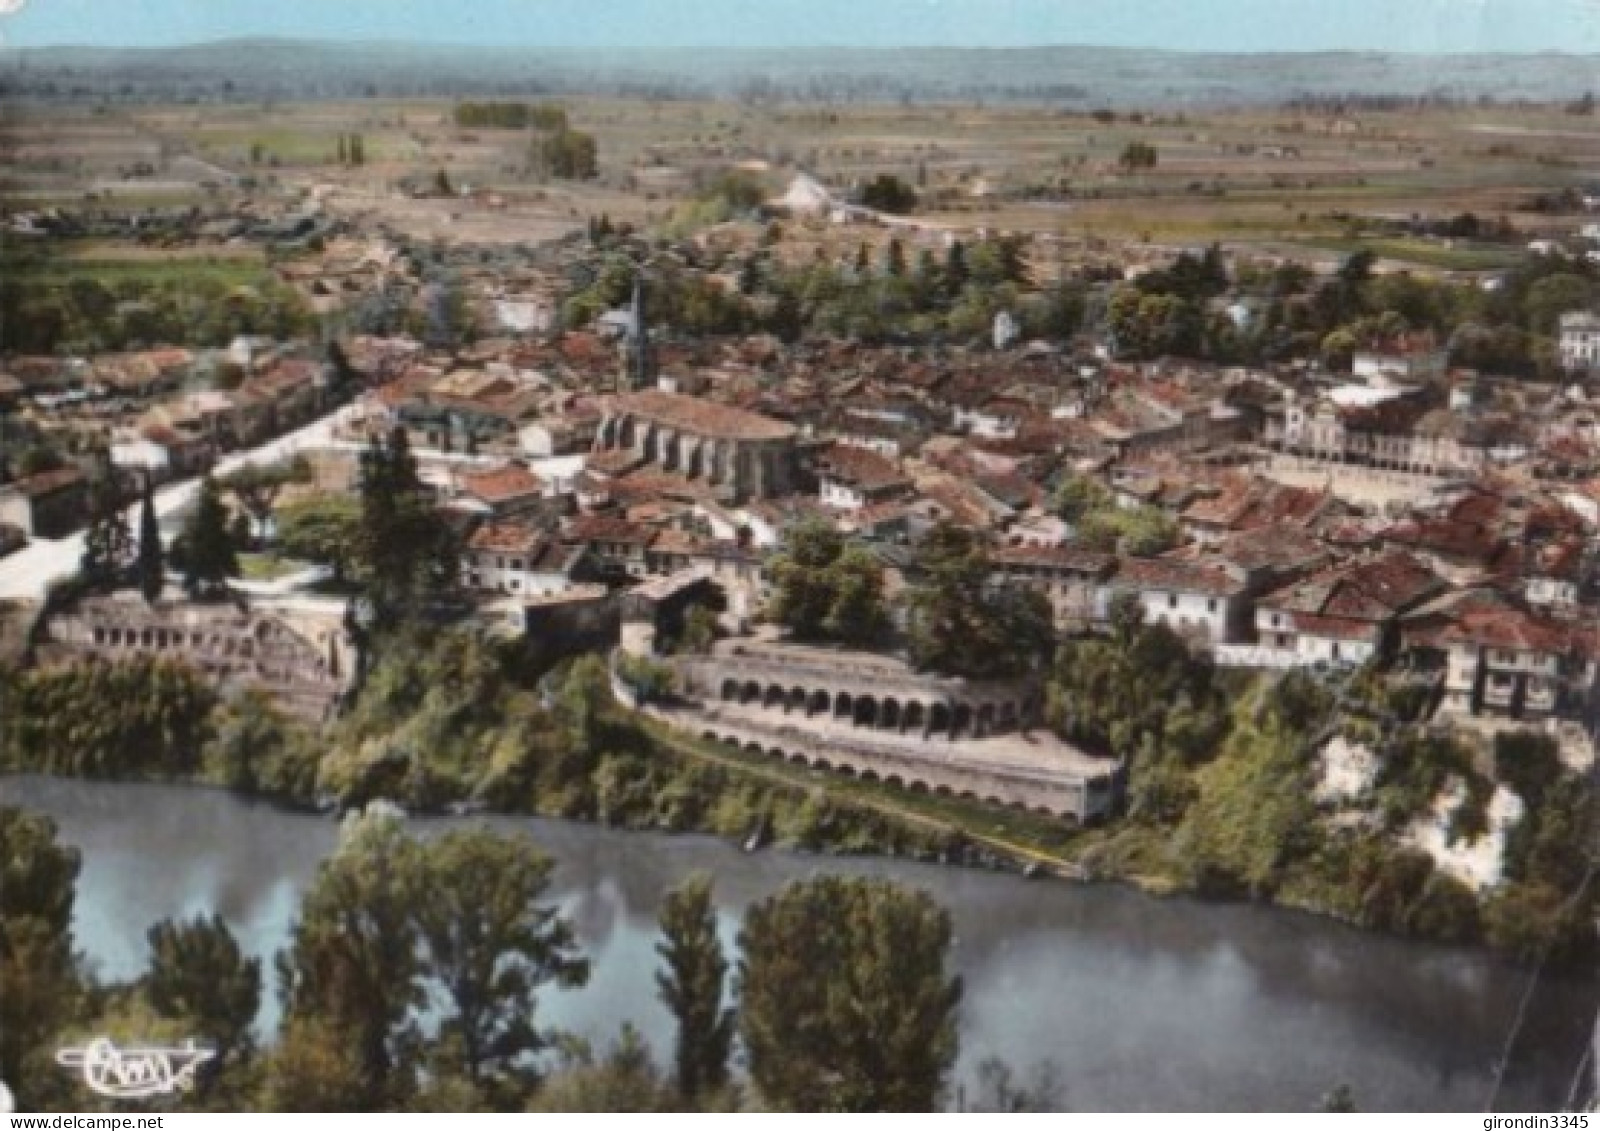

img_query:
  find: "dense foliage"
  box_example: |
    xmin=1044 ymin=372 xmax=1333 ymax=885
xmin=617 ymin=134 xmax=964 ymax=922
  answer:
xmin=764 ymin=519 xmax=889 ymax=645
xmin=737 ymin=875 xmax=961 ymax=1111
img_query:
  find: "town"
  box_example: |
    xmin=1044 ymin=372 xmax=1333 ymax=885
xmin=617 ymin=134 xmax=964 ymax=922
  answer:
xmin=4 ymin=21 xmax=1600 ymax=1114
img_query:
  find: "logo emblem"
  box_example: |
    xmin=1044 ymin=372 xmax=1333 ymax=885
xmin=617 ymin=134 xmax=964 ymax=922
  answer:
xmin=56 ymin=1038 xmax=216 ymax=1099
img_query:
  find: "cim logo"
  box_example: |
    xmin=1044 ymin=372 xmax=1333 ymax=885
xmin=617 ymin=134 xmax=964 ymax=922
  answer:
xmin=56 ymin=1037 xmax=216 ymax=1100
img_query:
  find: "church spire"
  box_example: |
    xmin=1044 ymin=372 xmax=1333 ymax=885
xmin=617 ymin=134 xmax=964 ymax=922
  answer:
xmin=628 ymin=272 xmax=652 ymax=390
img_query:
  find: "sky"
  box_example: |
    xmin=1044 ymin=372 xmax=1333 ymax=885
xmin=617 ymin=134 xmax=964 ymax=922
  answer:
xmin=2 ymin=0 xmax=1600 ymax=54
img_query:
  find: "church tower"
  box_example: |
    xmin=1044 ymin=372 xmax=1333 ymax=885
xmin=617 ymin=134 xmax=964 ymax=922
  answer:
xmin=621 ymin=273 xmax=654 ymax=391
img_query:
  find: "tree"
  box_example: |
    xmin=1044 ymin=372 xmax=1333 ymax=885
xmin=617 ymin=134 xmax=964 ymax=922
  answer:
xmin=414 ymin=828 xmax=588 ymax=1096
xmin=356 ymin=427 xmax=458 ymax=629
xmin=963 ymin=1057 xmax=1068 ymax=1112
xmin=529 ymin=1027 xmax=678 ymax=1113
xmin=277 ymin=812 xmax=427 ymax=1110
xmin=180 ymin=475 xmax=239 ymax=599
xmin=80 ymin=452 xmax=132 ymax=591
xmin=1053 ymin=472 xmax=1112 ymax=523
xmin=136 ymin=473 xmax=164 ymax=604
xmin=884 ymin=237 xmax=907 ymax=277
xmin=765 ymin=519 xmax=888 ymax=645
xmin=144 ymin=914 xmax=261 ymax=1062
xmin=655 ymin=874 xmax=733 ymax=1102
xmin=222 ymin=457 xmax=312 ymax=547
xmin=737 ymin=875 xmax=961 ymax=1112
xmin=858 ymin=173 xmax=918 ymax=215
xmin=0 ymin=808 xmax=83 ymax=1108
xmin=903 ymin=522 xmax=1052 ymax=678
xmin=1118 ymin=141 xmax=1159 ymax=172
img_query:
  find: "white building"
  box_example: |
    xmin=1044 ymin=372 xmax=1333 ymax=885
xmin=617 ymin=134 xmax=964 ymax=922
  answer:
xmin=1559 ymin=311 xmax=1600 ymax=372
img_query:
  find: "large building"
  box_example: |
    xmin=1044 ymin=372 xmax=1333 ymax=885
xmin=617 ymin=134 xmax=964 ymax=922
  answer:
xmin=592 ymin=390 xmax=798 ymax=502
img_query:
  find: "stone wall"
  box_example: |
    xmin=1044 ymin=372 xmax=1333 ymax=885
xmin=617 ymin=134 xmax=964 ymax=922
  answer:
xmin=42 ymin=595 xmax=353 ymax=722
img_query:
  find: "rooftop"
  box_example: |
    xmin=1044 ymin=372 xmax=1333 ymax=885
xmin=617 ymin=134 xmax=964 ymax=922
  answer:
xmin=613 ymin=389 xmax=796 ymax=442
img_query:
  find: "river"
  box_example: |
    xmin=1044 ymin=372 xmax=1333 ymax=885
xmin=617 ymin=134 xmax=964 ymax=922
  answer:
xmin=6 ymin=775 xmax=1594 ymax=1112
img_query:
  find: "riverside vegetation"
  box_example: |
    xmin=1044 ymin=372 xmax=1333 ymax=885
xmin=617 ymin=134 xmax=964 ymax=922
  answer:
xmin=2 ymin=804 xmax=1017 ymax=1113
xmin=2 ymin=603 xmax=1595 ymax=967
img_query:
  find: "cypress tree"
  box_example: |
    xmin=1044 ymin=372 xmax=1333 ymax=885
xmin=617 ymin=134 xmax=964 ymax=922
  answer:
xmin=180 ymin=476 xmax=238 ymax=600
xmin=136 ymin=473 xmax=164 ymax=605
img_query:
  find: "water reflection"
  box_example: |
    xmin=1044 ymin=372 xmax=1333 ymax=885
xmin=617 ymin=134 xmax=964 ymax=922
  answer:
xmin=5 ymin=775 xmax=1591 ymax=1112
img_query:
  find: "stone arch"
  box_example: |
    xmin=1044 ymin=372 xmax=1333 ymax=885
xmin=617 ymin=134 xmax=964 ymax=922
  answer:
xmin=788 ymin=752 xmax=809 ymax=766
xmin=720 ymin=678 xmax=740 ymax=702
xmin=984 ymin=795 xmax=1006 ymax=809
xmin=741 ymin=680 xmax=761 ymax=705
xmin=976 ymin=702 xmax=996 ymax=736
xmin=641 ymin=423 xmax=661 ymax=464
xmin=886 ymin=774 xmax=906 ymax=789
xmin=834 ymin=692 xmax=854 ymax=720
xmin=763 ymin=683 xmax=786 ymax=709
xmin=807 ymin=689 xmax=830 ymax=716
xmin=958 ymin=789 xmax=979 ymax=802
xmin=999 ymin=701 xmax=1019 ymax=731
xmin=908 ymin=780 xmax=929 ymax=795
xmin=952 ymin=702 xmax=973 ymax=738
xmin=815 ymin=758 xmax=834 ymax=772
xmin=881 ymin=698 xmax=901 ymax=730
xmin=701 ymin=730 xmax=720 ymax=742
xmin=934 ymin=784 xmax=953 ymax=797
xmin=743 ymin=741 xmax=763 ymax=755
xmin=618 ymin=416 xmax=637 ymax=449
xmin=836 ymin=763 xmax=857 ymax=779
xmin=929 ymin=702 xmax=951 ymax=736
xmin=787 ymin=686 xmax=807 ymax=713
xmin=766 ymin=746 xmax=787 ymax=761
xmin=684 ymin=439 xmax=705 ymax=481
xmin=854 ymin=696 xmax=878 ymax=727
xmin=904 ymin=700 xmax=925 ymax=732
xmin=861 ymin=769 xmax=881 ymax=784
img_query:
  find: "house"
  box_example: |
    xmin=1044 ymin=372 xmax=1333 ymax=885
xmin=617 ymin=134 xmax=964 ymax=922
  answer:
xmin=814 ymin=443 xmax=913 ymax=512
xmin=453 ymin=462 xmax=551 ymax=520
xmin=462 ymin=521 xmax=587 ymax=598
xmin=1254 ymin=550 xmax=1445 ymax=666
xmin=563 ymin=515 xmax=657 ymax=579
xmin=1111 ymin=556 xmax=1249 ymax=647
xmin=1559 ymin=310 xmax=1600 ymax=372
xmin=0 ymin=467 xmax=90 ymax=538
xmin=990 ymin=544 xmax=1115 ymax=630
xmin=1424 ymin=594 xmax=1600 ymax=721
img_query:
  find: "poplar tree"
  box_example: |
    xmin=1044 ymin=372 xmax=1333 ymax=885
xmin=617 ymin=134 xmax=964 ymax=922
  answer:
xmin=655 ymin=874 xmax=733 ymax=1102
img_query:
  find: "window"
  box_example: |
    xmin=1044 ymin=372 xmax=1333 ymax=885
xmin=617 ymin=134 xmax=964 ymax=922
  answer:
xmin=1168 ymin=593 xmax=1178 ymax=609
xmin=1331 ymin=643 xmax=1341 ymax=660
xmin=1207 ymin=599 xmax=1218 ymax=614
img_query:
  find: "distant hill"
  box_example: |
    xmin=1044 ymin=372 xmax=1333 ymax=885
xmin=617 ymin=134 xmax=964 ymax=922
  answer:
xmin=1 ymin=39 xmax=1597 ymax=106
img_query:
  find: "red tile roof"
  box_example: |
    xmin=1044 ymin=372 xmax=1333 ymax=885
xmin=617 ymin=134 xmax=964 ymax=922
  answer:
xmin=613 ymin=390 xmax=796 ymax=442
xmin=458 ymin=463 xmax=545 ymax=504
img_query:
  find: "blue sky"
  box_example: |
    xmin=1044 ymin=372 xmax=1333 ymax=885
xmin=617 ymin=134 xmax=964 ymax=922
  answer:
xmin=2 ymin=0 xmax=1599 ymax=53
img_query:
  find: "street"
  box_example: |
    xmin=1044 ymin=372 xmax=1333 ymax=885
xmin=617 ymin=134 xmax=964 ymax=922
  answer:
xmin=0 ymin=403 xmax=361 ymax=602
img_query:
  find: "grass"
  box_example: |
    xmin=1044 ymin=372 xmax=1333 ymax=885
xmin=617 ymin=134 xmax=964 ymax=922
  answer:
xmin=1300 ymin=237 xmax=1524 ymax=272
xmin=6 ymin=255 xmax=278 ymax=290
xmin=236 ymin=553 xmax=311 ymax=582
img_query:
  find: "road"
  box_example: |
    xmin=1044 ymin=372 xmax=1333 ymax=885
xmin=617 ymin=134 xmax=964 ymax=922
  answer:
xmin=0 ymin=404 xmax=361 ymax=602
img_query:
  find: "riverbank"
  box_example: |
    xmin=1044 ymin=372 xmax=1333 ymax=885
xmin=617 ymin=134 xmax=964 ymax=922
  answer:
xmin=4 ymin=629 xmax=1595 ymax=967
xmin=8 ymin=772 xmax=1595 ymax=1113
